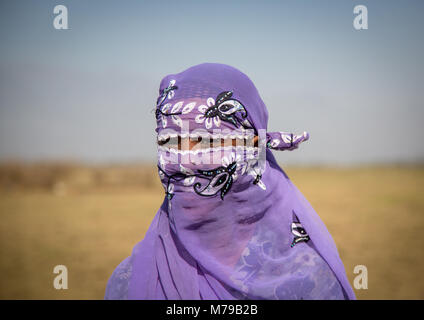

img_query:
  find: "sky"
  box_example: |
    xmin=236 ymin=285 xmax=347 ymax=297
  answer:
xmin=0 ymin=0 xmax=423 ymax=165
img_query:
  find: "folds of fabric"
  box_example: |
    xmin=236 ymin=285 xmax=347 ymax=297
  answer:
xmin=107 ymin=63 xmax=356 ymax=300
xmin=125 ymin=150 xmax=355 ymax=299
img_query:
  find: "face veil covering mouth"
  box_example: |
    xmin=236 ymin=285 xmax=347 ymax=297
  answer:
xmin=105 ymin=63 xmax=355 ymax=300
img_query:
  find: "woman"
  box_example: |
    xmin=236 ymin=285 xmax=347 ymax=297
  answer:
xmin=105 ymin=63 xmax=355 ymax=300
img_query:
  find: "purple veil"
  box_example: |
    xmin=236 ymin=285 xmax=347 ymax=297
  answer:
xmin=105 ymin=63 xmax=355 ymax=300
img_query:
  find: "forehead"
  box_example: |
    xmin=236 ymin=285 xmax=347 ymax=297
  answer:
xmin=156 ymin=97 xmax=250 ymax=134
xmin=155 ymin=73 xmax=262 ymax=136
xmin=160 ymin=78 xmax=221 ymax=99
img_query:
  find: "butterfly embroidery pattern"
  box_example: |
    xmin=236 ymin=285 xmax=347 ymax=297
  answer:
xmin=195 ymin=91 xmax=254 ymax=129
xmin=291 ymin=222 xmax=310 ymax=247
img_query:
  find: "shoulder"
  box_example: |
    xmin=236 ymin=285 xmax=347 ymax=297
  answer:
xmin=104 ymin=256 xmax=133 ymax=300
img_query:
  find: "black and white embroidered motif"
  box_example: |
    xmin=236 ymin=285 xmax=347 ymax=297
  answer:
xmin=155 ymin=80 xmax=182 ymax=126
xmin=204 ymin=91 xmax=253 ymax=129
xmin=156 ymin=79 xmax=178 ymax=107
xmin=157 ymin=161 xmax=238 ymax=201
xmin=194 ymin=161 xmax=237 ymax=200
xmin=155 ymin=104 xmax=183 ymax=122
xmin=291 ymin=222 xmax=310 ymax=247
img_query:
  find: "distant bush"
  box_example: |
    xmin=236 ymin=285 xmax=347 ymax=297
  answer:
xmin=0 ymin=162 xmax=162 ymax=193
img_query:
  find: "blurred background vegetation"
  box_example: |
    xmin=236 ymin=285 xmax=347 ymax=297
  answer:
xmin=0 ymin=162 xmax=423 ymax=299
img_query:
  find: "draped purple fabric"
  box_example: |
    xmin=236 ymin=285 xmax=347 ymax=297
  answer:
xmin=105 ymin=63 xmax=355 ymax=300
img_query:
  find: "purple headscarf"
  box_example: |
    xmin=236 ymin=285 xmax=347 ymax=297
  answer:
xmin=105 ymin=63 xmax=355 ymax=300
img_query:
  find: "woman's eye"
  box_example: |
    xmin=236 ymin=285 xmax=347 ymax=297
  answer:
xmin=157 ymin=137 xmax=170 ymax=145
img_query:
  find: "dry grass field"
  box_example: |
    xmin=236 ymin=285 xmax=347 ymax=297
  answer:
xmin=0 ymin=163 xmax=423 ymax=299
